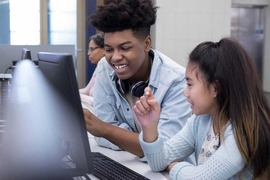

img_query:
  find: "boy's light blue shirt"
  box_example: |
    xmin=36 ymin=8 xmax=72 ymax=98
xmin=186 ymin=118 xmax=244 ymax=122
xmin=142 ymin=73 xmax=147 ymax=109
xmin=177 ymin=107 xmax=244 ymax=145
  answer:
xmin=93 ymin=49 xmax=192 ymax=150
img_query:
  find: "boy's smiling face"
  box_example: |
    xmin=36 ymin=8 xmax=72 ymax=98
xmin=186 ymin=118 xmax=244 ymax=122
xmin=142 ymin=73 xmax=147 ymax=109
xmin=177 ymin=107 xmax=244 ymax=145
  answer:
xmin=104 ymin=29 xmax=151 ymax=83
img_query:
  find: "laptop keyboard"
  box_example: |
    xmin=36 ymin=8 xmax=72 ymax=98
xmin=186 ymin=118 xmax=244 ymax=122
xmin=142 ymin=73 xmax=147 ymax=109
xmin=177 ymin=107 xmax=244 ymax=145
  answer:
xmin=91 ymin=152 xmax=150 ymax=180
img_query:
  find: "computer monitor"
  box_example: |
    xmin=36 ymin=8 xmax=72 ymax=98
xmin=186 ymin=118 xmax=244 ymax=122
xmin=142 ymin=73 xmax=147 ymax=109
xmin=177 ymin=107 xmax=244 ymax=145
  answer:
xmin=0 ymin=53 xmax=93 ymax=179
xmin=21 ymin=48 xmax=32 ymax=60
xmin=37 ymin=52 xmax=93 ymax=178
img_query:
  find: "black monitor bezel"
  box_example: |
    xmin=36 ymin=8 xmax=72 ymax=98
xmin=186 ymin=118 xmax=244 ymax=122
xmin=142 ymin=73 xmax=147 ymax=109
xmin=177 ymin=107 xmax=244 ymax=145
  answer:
xmin=37 ymin=52 xmax=93 ymax=178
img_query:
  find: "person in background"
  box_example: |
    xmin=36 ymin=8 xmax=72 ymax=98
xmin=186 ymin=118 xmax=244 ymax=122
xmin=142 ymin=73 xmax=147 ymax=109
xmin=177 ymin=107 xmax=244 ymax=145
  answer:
xmin=83 ymin=0 xmax=192 ymax=158
xmin=134 ymin=37 xmax=270 ymax=179
xmin=79 ymin=33 xmax=104 ymax=109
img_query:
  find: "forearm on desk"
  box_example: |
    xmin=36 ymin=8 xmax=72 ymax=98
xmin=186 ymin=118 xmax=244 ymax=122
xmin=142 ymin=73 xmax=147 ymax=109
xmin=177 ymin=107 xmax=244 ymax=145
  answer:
xmin=101 ymin=124 xmax=144 ymax=158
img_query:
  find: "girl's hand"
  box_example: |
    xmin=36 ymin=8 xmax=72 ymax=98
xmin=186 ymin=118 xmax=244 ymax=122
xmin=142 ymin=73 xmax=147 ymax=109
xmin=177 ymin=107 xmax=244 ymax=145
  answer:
xmin=133 ymin=87 xmax=160 ymax=142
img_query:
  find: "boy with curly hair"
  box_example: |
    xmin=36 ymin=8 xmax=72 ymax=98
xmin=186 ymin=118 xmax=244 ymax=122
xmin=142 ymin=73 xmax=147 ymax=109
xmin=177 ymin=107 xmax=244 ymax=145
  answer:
xmin=83 ymin=0 xmax=192 ymax=158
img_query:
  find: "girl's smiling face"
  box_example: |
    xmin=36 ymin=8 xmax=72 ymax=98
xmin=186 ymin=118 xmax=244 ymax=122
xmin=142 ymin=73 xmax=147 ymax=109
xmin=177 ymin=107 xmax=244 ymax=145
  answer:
xmin=184 ymin=63 xmax=218 ymax=116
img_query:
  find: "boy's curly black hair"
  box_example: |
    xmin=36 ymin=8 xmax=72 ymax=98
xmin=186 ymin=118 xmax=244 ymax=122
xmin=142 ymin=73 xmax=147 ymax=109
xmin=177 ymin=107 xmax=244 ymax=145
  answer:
xmin=90 ymin=0 xmax=158 ymax=39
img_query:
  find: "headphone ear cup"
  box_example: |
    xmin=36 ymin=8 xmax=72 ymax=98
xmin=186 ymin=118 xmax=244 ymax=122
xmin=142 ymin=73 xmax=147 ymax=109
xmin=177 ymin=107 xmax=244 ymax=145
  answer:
xmin=131 ymin=81 xmax=148 ymax=97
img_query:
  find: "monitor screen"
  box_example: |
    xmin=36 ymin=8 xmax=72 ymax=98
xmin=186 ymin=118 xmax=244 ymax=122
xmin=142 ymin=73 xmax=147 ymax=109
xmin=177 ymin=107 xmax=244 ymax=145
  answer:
xmin=0 ymin=53 xmax=93 ymax=179
xmin=21 ymin=48 xmax=32 ymax=60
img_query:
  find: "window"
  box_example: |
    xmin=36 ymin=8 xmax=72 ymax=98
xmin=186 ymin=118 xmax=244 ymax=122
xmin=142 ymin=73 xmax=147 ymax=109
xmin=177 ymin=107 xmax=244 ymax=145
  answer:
xmin=48 ymin=0 xmax=76 ymax=45
xmin=9 ymin=0 xmax=40 ymax=45
xmin=8 ymin=0 xmax=76 ymax=46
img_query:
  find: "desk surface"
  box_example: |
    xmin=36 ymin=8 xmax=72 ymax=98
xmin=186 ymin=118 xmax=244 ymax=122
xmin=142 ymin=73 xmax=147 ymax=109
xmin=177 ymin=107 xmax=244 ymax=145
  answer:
xmin=87 ymin=133 xmax=169 ymax=180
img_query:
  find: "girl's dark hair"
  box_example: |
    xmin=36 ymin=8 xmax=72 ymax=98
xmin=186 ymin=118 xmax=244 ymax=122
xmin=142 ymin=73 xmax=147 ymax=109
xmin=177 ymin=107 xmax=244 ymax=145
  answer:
xmin=189 ymin=37 xmax=270 ymax=178
xmin=89 ymin=33 xmax=104 ymax=48
xmin=89 ymin=0 xmax=158 ymax=39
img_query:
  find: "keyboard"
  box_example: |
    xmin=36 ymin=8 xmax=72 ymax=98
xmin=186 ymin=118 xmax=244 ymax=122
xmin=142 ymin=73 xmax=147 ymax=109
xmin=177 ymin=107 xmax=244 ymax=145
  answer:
xmin=91 ymin=152 xmax=150 ymax=180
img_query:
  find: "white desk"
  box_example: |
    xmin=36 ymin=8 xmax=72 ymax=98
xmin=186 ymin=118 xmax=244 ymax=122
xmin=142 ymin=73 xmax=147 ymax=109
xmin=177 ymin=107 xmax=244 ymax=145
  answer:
xmin=87 ymin=133 xmax=169 ymax=180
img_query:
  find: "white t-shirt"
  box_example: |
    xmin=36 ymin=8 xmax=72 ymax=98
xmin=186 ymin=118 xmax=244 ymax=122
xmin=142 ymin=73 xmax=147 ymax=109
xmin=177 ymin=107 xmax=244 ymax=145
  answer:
xmin=198 ymin=124 xmax=220 ymax=165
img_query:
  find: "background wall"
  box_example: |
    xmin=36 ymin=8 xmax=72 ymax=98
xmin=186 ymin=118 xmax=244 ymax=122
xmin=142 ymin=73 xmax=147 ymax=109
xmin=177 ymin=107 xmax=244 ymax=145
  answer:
xmin=154 ymin=0 xmax=270 ymax=93
xmin=155 ymin=0 xmax=232 ymax=66
xmin=263 ymin=3 xmax=270 ymax=92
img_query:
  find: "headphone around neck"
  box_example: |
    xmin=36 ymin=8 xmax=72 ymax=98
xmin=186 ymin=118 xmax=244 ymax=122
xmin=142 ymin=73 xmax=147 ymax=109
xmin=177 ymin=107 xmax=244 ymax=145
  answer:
xmin=116 ymin=78 xmax=149 ymax=97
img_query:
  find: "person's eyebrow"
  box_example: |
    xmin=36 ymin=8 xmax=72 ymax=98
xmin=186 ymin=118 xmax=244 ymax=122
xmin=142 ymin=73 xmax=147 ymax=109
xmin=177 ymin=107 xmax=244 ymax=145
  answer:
xmin=104 ymin=41 xmax=132 ymax=47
